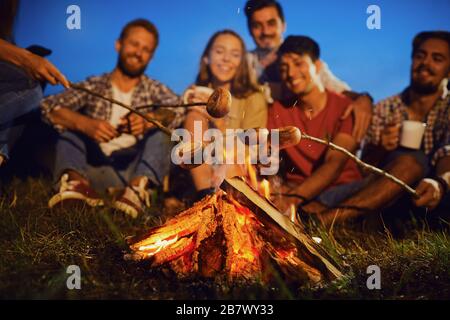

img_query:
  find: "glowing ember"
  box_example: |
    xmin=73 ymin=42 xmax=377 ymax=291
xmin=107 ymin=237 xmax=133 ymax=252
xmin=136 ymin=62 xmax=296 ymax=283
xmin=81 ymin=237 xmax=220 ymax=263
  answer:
xmin=138 ymin=235 xmax=179 ymax=256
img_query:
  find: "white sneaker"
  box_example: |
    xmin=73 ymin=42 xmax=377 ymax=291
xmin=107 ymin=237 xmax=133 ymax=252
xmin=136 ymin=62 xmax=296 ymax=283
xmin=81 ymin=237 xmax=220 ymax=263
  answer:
xmin=112 ymin=177 xmax=151 ymax=218
xmin=48 ymin=174 xmax=104 ymax=208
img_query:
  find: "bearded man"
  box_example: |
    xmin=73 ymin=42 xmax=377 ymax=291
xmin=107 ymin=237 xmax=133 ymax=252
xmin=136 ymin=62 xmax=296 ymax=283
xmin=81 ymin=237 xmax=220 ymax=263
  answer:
xmin=41 ymin=19 xmax=183 ymax=218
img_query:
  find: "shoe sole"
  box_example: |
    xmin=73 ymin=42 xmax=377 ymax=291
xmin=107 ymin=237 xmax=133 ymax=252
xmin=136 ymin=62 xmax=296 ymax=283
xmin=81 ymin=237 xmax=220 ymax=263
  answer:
xmin=48 ymin=191 xmax=104 ymax=209
xmin=112 ymin=200 xmax=140 ymax=219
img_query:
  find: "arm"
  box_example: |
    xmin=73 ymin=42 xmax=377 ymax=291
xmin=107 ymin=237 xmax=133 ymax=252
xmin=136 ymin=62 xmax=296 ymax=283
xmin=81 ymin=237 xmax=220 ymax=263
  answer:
xmin=41 ymin=78 xmax=95 ymax=127
xmin=0 ymin=39 xmax=69 ymax=88
xmin=341 ymin=91 xmax=373 ymax=143
xmin=414 ymin=155 xmax=450 ymax=209
xmin=49 ymin=107 xmax=118 ymax=143
xmin=294 ymin=133 xmax=358 ymax=202
xmin=147 ymin=81 xmax=183 ymax=129
xmin=361 ymin=99 xmax=400 ymax=167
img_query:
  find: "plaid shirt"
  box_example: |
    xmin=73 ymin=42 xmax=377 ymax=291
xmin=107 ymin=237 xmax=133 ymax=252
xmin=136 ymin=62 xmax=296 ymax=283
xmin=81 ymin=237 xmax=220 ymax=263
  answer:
xmin=41 ymin=72 xmax=184 ymax=130
xmin=366 ymin=88 xmax=450 ymax=166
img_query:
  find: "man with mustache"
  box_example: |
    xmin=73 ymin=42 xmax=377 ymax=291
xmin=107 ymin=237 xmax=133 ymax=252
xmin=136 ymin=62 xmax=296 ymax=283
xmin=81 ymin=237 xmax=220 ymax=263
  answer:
xmin=244 ymin=0 xmax=373 ymax=143
xmin=41 ymin=19 xmax=183 ymax=218
xmin=313 ymin=31 xmax=450 ymax=227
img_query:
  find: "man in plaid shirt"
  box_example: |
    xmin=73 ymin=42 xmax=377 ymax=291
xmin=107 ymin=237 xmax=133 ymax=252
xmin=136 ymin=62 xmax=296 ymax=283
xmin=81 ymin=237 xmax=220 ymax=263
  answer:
xmin=41 ymin=19 xmax=184 ymax=218
xmin=308 ymin=31 xmax=450 ymax=226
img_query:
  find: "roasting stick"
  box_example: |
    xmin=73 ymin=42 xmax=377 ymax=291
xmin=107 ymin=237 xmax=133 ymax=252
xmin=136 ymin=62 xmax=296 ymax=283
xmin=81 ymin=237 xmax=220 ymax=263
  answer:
xmin=70 ymin=82 xmax=230 ymax=122
xmin=70 ymin=82 xmax=173 ymax=136
xmin=275 ymin=126 xmax=418 ymax=198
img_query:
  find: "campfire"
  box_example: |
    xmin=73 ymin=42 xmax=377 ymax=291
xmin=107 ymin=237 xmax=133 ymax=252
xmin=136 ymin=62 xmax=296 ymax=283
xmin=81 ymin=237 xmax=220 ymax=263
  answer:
xmin=125 ymin=176 xmax=342 ymax=285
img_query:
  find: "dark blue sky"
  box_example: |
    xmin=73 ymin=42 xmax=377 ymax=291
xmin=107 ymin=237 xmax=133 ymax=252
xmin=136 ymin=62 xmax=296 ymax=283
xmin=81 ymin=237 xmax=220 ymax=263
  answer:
xmin=14 ymin=0 xmax=450 ymax=102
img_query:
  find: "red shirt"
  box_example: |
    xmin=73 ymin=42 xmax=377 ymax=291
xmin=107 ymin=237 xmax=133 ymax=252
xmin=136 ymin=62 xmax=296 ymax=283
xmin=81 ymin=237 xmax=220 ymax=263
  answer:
xmin=267 ymin=90 xmax=362 ymax=186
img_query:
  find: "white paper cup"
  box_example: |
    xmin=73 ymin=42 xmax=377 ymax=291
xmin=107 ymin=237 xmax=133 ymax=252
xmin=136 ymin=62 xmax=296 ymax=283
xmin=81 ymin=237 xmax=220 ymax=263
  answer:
xmin=400 ymin=120 xmax=426 ymax=149
xmin=183 ymin=86 xmax=214 ymax=104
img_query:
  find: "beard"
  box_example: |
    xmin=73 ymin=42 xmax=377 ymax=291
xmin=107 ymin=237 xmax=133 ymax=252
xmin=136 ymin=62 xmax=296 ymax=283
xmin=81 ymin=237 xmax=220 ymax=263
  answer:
xmin=410 ymin=64 xmax=440 ymax=95
xmin=257 ymin=35 xmax=279 ymax=50
xmin=410 ymin=80 xmax=439 ymax=95
xmin=117 ymin=54 xmax=148 ymax=78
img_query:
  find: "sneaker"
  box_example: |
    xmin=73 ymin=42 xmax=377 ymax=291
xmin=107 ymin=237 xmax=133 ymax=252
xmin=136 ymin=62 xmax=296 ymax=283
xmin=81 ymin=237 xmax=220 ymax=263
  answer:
xmin=48 ymin=173 xmax=104 ymax=208
xmin=112 ymin=177 xmax=151 ymax=218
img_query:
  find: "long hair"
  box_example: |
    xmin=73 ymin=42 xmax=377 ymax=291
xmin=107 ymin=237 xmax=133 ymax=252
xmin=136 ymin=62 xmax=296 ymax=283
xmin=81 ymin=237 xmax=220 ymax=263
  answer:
xmin=0 ymin=0 xmax=19 ymax=42
xmin=195 ymin=29 xmax=259 ymax=99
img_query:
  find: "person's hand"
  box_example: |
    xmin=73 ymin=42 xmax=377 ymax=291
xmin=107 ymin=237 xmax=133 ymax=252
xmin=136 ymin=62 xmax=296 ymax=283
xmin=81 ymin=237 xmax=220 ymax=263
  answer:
xmin=183 ymin=86 xmax=212 ymax=104
xmin=341 ymin=95 xmax=373 ymax=143
xmin=413 ymin=178 xmax=443 ymax=210
xmin=119 ymin=113 xmax=154 ymax=137
xmin=380 ymin=123 xmax=401 ymax=151
xmin=20 ymin=50 xmax=70 ymax=88
xmin=80 ymin=118 xmax=118 ymax=143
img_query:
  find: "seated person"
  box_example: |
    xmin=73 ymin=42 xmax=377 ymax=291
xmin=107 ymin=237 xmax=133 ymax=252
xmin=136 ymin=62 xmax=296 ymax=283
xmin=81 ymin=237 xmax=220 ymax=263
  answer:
xmin=183 ymin=29 xmax=268 ymax=200
xmin=267 ymin=35 xmax=362 ymax=214
xmin=244 ymin=0 xmax=373 ymax=143
xmin=0 ymin=0 xmax=68 ymax=167
xmin=314 ymin=31 xmax=450 ymax=226
xmin=41 ymin=19 xmax=183 ymax=218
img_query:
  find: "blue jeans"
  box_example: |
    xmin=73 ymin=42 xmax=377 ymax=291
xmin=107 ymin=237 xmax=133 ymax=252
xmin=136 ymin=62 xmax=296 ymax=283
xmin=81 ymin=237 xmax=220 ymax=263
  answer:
xmin=0 ymin=62 xmax=43 ymax=159
xmin=317 ymin=148 xmax=429 ymax=208
xmin=53 ymin=129 xmax=172 ymax=190
xmin=317 ymin=178 xmax=370 ymax=208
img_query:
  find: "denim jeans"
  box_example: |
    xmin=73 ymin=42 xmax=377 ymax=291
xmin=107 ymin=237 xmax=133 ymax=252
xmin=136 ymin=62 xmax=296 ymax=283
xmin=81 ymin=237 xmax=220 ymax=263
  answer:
xmin=317 ymin=148 xmax=429 ymax=208
xmin=53 ymin=129 xmax=172 ymax=190
xmin=0 ymin=62 xmax=43 ymax=159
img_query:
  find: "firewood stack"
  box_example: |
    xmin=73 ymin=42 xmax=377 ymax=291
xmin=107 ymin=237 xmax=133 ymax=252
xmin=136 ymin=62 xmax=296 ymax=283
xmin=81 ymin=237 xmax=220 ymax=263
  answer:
xmin=125 ymin=177 xmax=341 ymax=285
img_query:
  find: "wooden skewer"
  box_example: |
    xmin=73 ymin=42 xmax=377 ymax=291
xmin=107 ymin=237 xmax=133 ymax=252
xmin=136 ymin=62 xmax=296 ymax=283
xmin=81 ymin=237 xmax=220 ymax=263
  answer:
xmin=274 ymin=126 xmax=418 ymax=198
xmin=69 ymin=82 xmax=173 ymax=136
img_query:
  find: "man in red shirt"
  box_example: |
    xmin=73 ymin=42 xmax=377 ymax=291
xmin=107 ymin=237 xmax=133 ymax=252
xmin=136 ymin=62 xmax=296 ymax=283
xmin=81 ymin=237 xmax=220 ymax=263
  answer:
xmin=268 ymin=35 xmax=363 ymax=213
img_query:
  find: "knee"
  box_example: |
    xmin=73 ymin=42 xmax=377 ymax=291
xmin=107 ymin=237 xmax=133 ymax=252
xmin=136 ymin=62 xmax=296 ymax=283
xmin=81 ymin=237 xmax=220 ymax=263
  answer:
xmin=391 ymin=154 xmax=426 ymax=179
xmin=57 ymin=130 xmax=86 ymax=150
xmin=143 ymin=130 xmax=172 ymax=152
xmin=20 ymin=85 xmax=43 ymax=110
xmin=60 ymin=130 xmax=80 ymax=140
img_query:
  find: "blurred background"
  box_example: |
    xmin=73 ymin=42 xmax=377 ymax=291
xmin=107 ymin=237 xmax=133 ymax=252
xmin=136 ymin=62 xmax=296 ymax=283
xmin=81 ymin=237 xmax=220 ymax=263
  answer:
xmin=13 ymin=0 xmax=450 ymax=102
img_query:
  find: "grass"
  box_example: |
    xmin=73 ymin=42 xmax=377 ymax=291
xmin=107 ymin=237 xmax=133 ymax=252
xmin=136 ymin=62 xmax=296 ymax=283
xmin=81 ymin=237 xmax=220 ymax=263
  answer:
xmin=0 ymin=176 xmax=449 ymax=300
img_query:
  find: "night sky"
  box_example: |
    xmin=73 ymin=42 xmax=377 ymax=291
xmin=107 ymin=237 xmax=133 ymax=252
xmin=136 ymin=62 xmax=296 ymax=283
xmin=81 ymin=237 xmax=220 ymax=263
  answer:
xmin=14 ymin=0 xmax=450 ymax=102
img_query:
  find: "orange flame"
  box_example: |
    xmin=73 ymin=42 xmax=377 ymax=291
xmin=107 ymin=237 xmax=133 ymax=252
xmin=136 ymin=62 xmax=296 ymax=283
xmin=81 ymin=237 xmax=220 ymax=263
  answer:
xmin=245 ymin=155 xmax=258 ymax=191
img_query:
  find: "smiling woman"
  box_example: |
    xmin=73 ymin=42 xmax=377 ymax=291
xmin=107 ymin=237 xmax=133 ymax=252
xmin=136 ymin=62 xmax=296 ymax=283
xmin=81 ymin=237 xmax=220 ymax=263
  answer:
xmin=183 ymin=29 xmax=268 ymax=199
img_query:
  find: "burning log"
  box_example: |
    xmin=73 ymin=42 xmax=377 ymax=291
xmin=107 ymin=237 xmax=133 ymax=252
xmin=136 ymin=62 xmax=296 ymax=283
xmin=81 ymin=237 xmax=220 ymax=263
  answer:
xmin=125 ymin=177 xmax=342 ymax=285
